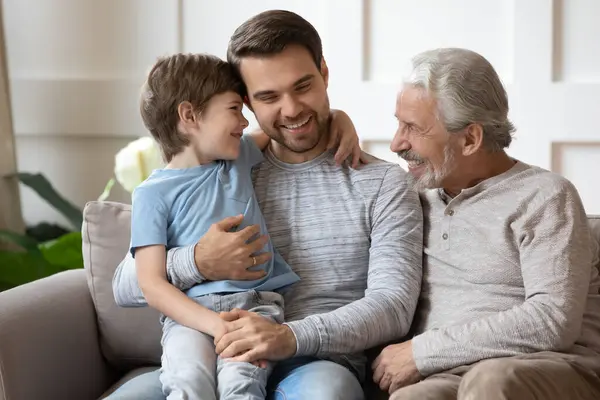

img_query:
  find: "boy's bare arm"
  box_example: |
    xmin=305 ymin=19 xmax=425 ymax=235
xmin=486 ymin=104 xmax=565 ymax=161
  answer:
xmin=135 ymin=245 xmax=225 ymax=337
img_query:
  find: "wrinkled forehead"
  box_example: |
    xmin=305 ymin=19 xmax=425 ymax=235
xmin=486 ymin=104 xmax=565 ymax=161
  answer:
xmin=396 ymin=86 xmax=437 ymax=117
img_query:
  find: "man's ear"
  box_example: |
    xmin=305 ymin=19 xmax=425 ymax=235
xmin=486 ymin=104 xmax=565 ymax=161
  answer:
xmin=461 ymin=124 xmax=484 ymax=156
xmin=320 ymin=57 xmax=329 ymax=89
xmin=177 ymin=101 xmax=197 ymax=126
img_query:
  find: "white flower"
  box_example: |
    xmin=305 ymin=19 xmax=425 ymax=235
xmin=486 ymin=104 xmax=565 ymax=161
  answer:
xmin=114 ymin=137 xmax=164 ymax=193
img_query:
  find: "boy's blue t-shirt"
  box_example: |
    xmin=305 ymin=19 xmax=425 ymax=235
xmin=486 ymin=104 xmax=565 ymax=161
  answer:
xmin=129 ymin=135 xmax=300 ymax=297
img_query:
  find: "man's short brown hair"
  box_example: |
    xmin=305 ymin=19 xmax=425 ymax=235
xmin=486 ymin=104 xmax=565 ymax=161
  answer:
xmin=227 ymin=10 xmax=323 ymax=73
xmin=140 ymin=53 xmax=244 ymax=162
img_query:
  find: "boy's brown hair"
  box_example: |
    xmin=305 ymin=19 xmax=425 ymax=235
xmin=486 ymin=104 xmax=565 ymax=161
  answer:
xmin=227 ymin=10 xmax=323 ymax=73
xmin=140 ymin=53 xmax=244 ymax=162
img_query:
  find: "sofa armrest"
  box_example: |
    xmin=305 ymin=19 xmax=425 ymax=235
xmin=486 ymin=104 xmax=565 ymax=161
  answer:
xmin=0 ymin=269 xmax=114 ymax=400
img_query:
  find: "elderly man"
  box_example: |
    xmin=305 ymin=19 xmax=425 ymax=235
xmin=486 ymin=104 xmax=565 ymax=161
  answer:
xmin=372 ymin=47 xmax=600 ymax=399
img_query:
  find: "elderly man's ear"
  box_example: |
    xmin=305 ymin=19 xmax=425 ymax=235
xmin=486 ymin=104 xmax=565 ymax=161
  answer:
xmin=460 ymin=124 xmax=485 ymax=156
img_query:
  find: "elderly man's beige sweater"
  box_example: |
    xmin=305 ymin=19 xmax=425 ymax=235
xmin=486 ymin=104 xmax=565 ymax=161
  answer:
xmin=411 ymin=160 xmax=600 ymax=376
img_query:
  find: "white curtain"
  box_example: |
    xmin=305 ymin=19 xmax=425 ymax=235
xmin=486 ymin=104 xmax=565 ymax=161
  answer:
xmin=0 ymin=2 xmax=24 ymax=233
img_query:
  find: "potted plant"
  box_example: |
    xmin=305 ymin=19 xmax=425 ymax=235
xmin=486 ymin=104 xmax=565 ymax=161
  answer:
xmin=0 ymin=136 xmax=163 ymax=291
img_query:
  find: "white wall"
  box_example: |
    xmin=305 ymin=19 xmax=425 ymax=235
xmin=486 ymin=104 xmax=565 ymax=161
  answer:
xmin=4 ymin=0 xmax=176 ymax=227
xmin=4 ymin=0 xmax=600 ymax=228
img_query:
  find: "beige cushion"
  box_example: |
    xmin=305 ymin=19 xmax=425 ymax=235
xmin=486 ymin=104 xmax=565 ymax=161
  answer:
xmin=82 ymin=201 xmax=161 ymax=370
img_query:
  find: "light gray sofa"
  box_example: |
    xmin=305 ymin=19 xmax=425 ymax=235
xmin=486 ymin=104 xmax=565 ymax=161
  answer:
xmin=0 ymin=201 xmax=599 ymax=400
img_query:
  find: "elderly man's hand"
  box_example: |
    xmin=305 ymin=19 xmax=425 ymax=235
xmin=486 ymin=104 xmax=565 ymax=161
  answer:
xmin=372 ymin=340 xmax=422 ymax=394
xmin=214 ymin=309 xmax=297 ymax=363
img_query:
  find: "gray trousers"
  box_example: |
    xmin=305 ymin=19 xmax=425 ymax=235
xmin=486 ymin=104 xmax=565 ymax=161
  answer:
xmin=160 ymin=290 xmax=284 ymax=400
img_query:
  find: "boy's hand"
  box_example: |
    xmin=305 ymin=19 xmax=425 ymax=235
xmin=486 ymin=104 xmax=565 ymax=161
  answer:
xmin=327 ymin=109 xmax=368 ymax=168
xmin=250 ymin=360 xmax=268 ymax=368
xmin=213 ymin=320 xmax=229 ymax=343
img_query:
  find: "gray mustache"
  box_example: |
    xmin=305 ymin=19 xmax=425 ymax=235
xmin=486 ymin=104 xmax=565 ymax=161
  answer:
xmin=396 ymin=150 xmax=424 ymax=162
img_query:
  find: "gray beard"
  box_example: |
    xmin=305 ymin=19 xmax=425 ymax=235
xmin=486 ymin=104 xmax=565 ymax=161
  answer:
xmin=409 ymin=144 xmax=455 ymax=191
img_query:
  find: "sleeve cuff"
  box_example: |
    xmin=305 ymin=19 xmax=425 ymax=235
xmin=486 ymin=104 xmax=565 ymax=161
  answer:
xmin=411 ymin=332 xmax=438 ymax=377
xmin=166 ymin=244 xmax=205 ymax=290
xmin=284 ymin=318 xmax=321 ymax=357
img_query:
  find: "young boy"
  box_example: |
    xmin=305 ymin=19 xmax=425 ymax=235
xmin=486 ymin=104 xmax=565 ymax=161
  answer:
xmin=130 ymin=53 xmax=362 ymax=400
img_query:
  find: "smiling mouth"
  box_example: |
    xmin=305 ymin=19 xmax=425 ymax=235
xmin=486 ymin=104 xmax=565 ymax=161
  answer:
xmin=406 ymin=160 xmax=425 ymax=168
xmin=281 ymin=116 xmax=311 ymax=130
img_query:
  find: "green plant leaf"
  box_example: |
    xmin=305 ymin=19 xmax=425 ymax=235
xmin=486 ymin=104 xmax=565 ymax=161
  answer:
xmin=0 ymin=249 xmax=52 ymax=288
xmin=0 ymin=280 xmax=15 ymax=292
xmin=12 ymin=172 xmax=83 ymax=230
xmin=25 ymin=222 xmax=71 ymax=243
xmin=0 ymin=230 xmax=42 ymax=252
xmin=39 ymin=231 xmax=84 ymax=270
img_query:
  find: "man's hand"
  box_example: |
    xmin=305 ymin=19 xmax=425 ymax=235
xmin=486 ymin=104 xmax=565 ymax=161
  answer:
xmin=327 ymin=109 xmax=368 ymax=168
xmin=194 ymin=215 xmax=272 ymax=281
xmin=213 ymin=309 xmax=297 ymax=363
xmin=372 ymin=340 xmax=422 ymax=394
xmin=213 ymin=318 xmax=268 ymax=369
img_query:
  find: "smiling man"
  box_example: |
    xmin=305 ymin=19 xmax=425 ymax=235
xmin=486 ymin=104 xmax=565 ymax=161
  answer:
xmin=372 ymin=47 xmax=600 ymax=400
xmin=107 ymin=10 xmax=423 ymax=400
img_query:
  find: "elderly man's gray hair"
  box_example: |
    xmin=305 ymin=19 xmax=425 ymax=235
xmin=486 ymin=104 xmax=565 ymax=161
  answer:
xmin=404 ymin=48 xmax=515 ymax=152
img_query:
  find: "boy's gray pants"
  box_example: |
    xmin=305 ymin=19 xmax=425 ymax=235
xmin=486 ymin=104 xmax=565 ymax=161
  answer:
xmin=159 ymin=290 xmax=284 ymax=400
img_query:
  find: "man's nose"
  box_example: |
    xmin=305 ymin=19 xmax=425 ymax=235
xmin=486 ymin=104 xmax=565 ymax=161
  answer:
xmin=390 ymin=128 xmax=411 ymax=153
xmin=280 ymin=94 xmax=302 ymax=119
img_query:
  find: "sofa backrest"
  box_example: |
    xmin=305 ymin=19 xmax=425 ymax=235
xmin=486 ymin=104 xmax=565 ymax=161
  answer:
xmin=81 ymin=201 xmax=600 ymax=370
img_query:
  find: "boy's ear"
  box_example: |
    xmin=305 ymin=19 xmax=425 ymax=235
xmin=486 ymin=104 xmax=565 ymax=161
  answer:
xmin=177 ymin=101 xmax=197 ymax=125
xmin=320 ymin=57 xmax=329 ymax=89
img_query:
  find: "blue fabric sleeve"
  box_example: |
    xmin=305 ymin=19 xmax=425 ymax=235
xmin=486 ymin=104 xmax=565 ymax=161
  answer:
xmin=237 ymin=134 xmax=264 ymax=168
xmin=129 ymin=186 xmax=169 ymax=257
